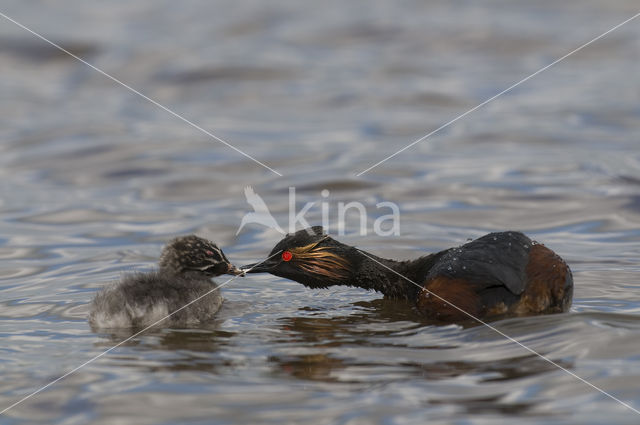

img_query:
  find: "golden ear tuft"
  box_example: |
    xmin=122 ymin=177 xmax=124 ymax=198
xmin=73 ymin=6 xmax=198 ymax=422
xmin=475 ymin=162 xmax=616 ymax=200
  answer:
xmin=289 ymin=242 xmax=350 ymax=280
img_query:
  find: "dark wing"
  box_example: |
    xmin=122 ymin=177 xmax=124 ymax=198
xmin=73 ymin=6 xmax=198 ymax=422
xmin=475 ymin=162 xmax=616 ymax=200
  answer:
xmin=425 ymin=231 xmax=532 ymax=295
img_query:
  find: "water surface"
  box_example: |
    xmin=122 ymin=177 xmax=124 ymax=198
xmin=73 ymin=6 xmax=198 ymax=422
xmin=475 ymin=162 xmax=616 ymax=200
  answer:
xmin=1 ymin=1 xmax=639 ymax=424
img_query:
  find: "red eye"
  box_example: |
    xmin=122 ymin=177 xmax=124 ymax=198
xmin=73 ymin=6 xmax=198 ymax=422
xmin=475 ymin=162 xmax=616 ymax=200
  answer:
xmin=282 ymin=251 xmax=293 ymax=262
xmin=205 ymin=250 xmax=214 ymax=256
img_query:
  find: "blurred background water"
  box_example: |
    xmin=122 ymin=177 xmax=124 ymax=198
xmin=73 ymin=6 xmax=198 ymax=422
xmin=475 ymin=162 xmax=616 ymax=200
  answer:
xmin=0 ymin=1 xmax=639 ymax=424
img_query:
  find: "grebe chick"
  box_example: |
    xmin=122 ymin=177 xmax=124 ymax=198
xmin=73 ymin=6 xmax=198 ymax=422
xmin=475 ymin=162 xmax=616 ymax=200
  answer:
xmin=89 ymin=235 xmax=243 ymax=329
xmin=242 ymin=227 xmax=573 ymax=322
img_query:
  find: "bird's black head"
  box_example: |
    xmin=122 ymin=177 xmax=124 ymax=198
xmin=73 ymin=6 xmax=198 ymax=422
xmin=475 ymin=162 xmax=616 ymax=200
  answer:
xmin=159 ymin=235 xmax=242 ymax=277
xmin=242 ymin=226 xmax=354 ymax=288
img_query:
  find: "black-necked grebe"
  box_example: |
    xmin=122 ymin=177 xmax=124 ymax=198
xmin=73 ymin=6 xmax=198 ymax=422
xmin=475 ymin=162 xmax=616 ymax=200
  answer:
xmin=89 ymin=235 xmax=242 ymax=329
xmin=242 ymin=227 xmax=573 ymax=322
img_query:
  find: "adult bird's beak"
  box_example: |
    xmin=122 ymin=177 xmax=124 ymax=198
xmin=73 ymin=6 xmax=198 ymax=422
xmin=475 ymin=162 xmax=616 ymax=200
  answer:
xmin=227 ymin=263 xmax=245 ymax=276
xmin=240 ymin=259 xmax=278 ymax=273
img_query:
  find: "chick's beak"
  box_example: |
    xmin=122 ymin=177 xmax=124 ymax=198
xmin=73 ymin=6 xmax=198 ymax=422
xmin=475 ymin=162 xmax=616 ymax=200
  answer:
xmin=226 ymin=263 xmax=245 ymax=276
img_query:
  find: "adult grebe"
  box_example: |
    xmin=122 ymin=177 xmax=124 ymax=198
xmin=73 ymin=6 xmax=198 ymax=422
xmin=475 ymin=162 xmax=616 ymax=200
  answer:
xmin=242 ymin=227 xmax=572 ymax=322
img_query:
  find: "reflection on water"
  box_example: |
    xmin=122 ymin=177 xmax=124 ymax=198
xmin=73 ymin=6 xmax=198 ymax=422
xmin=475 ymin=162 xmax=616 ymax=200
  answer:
xmin=1 ymin=0 xmax=640 ymax=424
xmin=269 ymin=310 xmax=573 ymax=386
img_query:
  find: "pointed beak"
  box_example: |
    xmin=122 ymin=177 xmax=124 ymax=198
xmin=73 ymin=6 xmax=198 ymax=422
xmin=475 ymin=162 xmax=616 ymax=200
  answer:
xmin=226 ymin=263 xmax=245 ymax=276
xmin=241 ymin=259 xmax=278 ymax=273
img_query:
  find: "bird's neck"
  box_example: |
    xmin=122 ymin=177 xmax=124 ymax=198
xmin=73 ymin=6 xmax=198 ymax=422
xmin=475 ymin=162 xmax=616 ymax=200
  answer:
xmin=347 ymin=248 xmax=442 ymax=300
